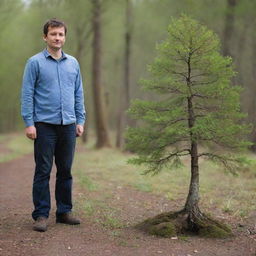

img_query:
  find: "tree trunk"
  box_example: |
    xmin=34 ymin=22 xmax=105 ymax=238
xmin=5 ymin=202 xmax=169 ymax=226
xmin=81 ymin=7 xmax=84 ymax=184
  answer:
xmin=116 ymin=0 xmax=132 ymax=148
xmin=91 ymin=0 xmax=111 ymax=148
xmin=249 ymin=23 xmax=256 ymax=151
xmin=234 ymin=20 xmax=249 ymax=87
xmin=116 ymin=107 xmax=124 ymax=148
xmin=185 ymin=96 xmax=202 ymax=226
xmin=75 ymin=27 xmax=88 ymax=143
xmin=184 ymin=54 xmax=202 ymax=222
xmin=185 ymin=142 xmax=199 ymax=213
xmin=222 ymin=0 xmax=237 ymax=57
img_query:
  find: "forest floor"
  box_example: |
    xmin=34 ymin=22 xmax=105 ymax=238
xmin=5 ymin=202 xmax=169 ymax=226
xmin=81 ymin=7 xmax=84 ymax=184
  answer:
xmin=0 ymin=134 xmax=256 ymax=256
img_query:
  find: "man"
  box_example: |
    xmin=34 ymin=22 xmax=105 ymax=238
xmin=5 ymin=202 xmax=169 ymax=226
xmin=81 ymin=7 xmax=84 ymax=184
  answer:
xmin=21 ymin=19 xmax=86 ymax=232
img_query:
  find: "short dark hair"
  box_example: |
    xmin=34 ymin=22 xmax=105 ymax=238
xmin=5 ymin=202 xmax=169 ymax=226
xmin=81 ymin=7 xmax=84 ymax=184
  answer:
xmin=43 ymin=19 xmax=67 ymax=36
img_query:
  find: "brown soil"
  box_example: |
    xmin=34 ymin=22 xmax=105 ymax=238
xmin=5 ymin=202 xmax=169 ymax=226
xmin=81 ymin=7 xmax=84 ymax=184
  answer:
xmin=0 ymin=152 xmax=256 ymax=256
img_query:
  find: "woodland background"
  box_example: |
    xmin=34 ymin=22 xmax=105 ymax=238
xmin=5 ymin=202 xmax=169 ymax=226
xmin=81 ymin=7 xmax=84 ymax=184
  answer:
xmin=0 ymin=0 xmax=256 ymax=149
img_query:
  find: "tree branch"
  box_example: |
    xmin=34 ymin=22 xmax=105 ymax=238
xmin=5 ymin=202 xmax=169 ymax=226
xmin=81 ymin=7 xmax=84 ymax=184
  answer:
xmin=190 ymin=73 xmax=211 ymax=79
xmin=151 ymin=149 xmax=191 ymax=164
xmin=198 ymin=152 xmax=239 ymax=172
xmin=191 ymin=78 xmax=219 ymax=86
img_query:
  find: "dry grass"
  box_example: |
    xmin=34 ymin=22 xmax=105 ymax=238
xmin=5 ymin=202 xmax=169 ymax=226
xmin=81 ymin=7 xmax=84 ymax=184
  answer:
xmin=0 ymin=133 xmax=33 ymax=162
xmin=73 ymin=141 xmax=256 ymax=220
xmin=1 ymin=133 xmax=255 ymax=219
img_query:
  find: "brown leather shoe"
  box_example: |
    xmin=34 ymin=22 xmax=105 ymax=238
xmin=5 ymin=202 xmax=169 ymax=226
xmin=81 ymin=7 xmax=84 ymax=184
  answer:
xmin=56 ymin=212 xmax=80 ymax=225
xmin=33 ymin=216 xmax=47 ymax=232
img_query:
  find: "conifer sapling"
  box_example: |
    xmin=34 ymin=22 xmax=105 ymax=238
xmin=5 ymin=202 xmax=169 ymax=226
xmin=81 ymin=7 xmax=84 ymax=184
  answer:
xmin=126 ymin=15 xmax=251 ymax=237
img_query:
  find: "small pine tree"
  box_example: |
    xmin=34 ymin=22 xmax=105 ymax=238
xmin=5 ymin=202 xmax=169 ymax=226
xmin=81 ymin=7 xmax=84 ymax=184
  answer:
xmin=126 ymin=15 xmax=251 ymax=237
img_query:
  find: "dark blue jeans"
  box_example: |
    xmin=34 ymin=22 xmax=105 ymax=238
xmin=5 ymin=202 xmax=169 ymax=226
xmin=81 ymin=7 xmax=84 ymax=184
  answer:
xmin=32 ymin=122 xmax=76 ymax=220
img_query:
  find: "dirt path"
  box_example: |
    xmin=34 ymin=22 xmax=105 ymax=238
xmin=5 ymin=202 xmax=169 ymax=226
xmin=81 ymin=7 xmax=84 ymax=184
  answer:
xmin=0 ymin=153 xmax=255 ymax=256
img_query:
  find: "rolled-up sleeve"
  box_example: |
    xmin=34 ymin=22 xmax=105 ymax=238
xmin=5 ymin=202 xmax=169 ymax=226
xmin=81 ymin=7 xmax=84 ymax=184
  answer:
xmin=74 ymin=65 xmax=86 ymax=125
xmin=21 ymin=59 xmax=37 ymax=127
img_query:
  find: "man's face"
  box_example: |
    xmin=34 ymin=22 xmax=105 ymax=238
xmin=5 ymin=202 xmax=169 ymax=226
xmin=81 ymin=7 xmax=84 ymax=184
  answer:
xmin=43 ymin=26 xmax=66 ymax=50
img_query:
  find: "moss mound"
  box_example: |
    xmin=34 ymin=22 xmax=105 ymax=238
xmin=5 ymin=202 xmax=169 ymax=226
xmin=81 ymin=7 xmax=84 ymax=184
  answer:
xmin=136 ymin=211 xmax=184 ymax=237
xmin=148 ymin=222 xmax=176 ymax=237
xmin=136 ymin=210 xmax=233 ymax=239
xmin=198 ymin=216 xmax=233 ymax=238
xmin=199 ymin=224 xmax=231 ymax=238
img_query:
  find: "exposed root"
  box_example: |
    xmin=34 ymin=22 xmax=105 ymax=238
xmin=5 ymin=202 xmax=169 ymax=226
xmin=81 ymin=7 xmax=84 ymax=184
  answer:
xmin=136 ymin=209 xmax=233 ymax=238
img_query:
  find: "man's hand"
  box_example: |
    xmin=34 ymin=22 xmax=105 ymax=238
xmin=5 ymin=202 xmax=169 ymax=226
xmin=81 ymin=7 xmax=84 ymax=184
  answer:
xmin=25 ymin=126 xmax=37 ymax=140
xmin=76 ymin=124 xmax=84 ymax=137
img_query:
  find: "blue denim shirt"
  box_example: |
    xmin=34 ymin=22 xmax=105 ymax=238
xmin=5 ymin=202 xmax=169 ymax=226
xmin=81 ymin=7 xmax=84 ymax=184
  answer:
xmin=21 ymin=49 xmax=86 ymax=127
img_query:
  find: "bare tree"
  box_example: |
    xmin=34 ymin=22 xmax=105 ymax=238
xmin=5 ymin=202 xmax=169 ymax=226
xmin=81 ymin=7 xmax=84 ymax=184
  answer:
xmin=62 ymin=0 xmax=92 ymax=143
xmin=91 ymin=0 xmax=111 ymax=148
xmin=116 ymin=0 xmax=132 ymax=148
xmin=248 ymin=22 xmax=256 ymax=151
xmin=222 ymin=0 xmax=237 ymax=57
xmin=75 ymin=22 xmax=92 ymax=143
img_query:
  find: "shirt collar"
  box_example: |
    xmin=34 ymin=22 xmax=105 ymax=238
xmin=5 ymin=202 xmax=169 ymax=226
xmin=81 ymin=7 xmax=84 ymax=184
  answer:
xmin=43 ymin=48 xmax=67 ymax=60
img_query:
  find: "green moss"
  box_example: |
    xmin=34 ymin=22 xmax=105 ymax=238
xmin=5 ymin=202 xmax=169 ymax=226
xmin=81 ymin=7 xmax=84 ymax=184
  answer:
xmin=138 ymin=210 xmax=233 ymax=239
xmin=199 ymin=224 xmax=232 ymax=238
xmin=139 ymin=211 xmax=179 ymax=227
xmin=137 ymin=211 xmax=187 ymax=237
xmin=197 ymin=216 xmax=233 ymax=238
xmin=148 ymin=222 xmax=177 ymax=237
xmin=146 ymin=216 xmax=171 ymax=225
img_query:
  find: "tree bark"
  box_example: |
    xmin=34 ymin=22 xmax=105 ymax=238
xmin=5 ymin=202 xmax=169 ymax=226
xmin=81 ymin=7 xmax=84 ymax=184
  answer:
xmin=185 ymin=95 xmax=202 ymax=230
xmin=185 ymin=142 xmax=199 ymax=212
xmin=75 ymin=27 xmax=87 ymax=143
xmin=116 ymin=0 xmax=132 ymax=148
xmin=185 ymin=97 xmax=201 ymax=218
xmin=74 ymin=24 xmax=91 ymax=144
xmin=234 ymin=20 xmax=249 ymax=87
xmin=222 ymin=0 xmax=237 ymax=57
xmin=184 ymin=53 xmax=201 ymax=222
xmin=91 ymin=0 xmax=111 ymax=148
xmin=249 ymin=22 xmax=256 ymax=151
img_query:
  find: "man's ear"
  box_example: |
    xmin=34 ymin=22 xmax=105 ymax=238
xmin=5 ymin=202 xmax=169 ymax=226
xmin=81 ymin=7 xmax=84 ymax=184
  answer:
xmin=43 ymin=35 xmax=47 ymax=42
